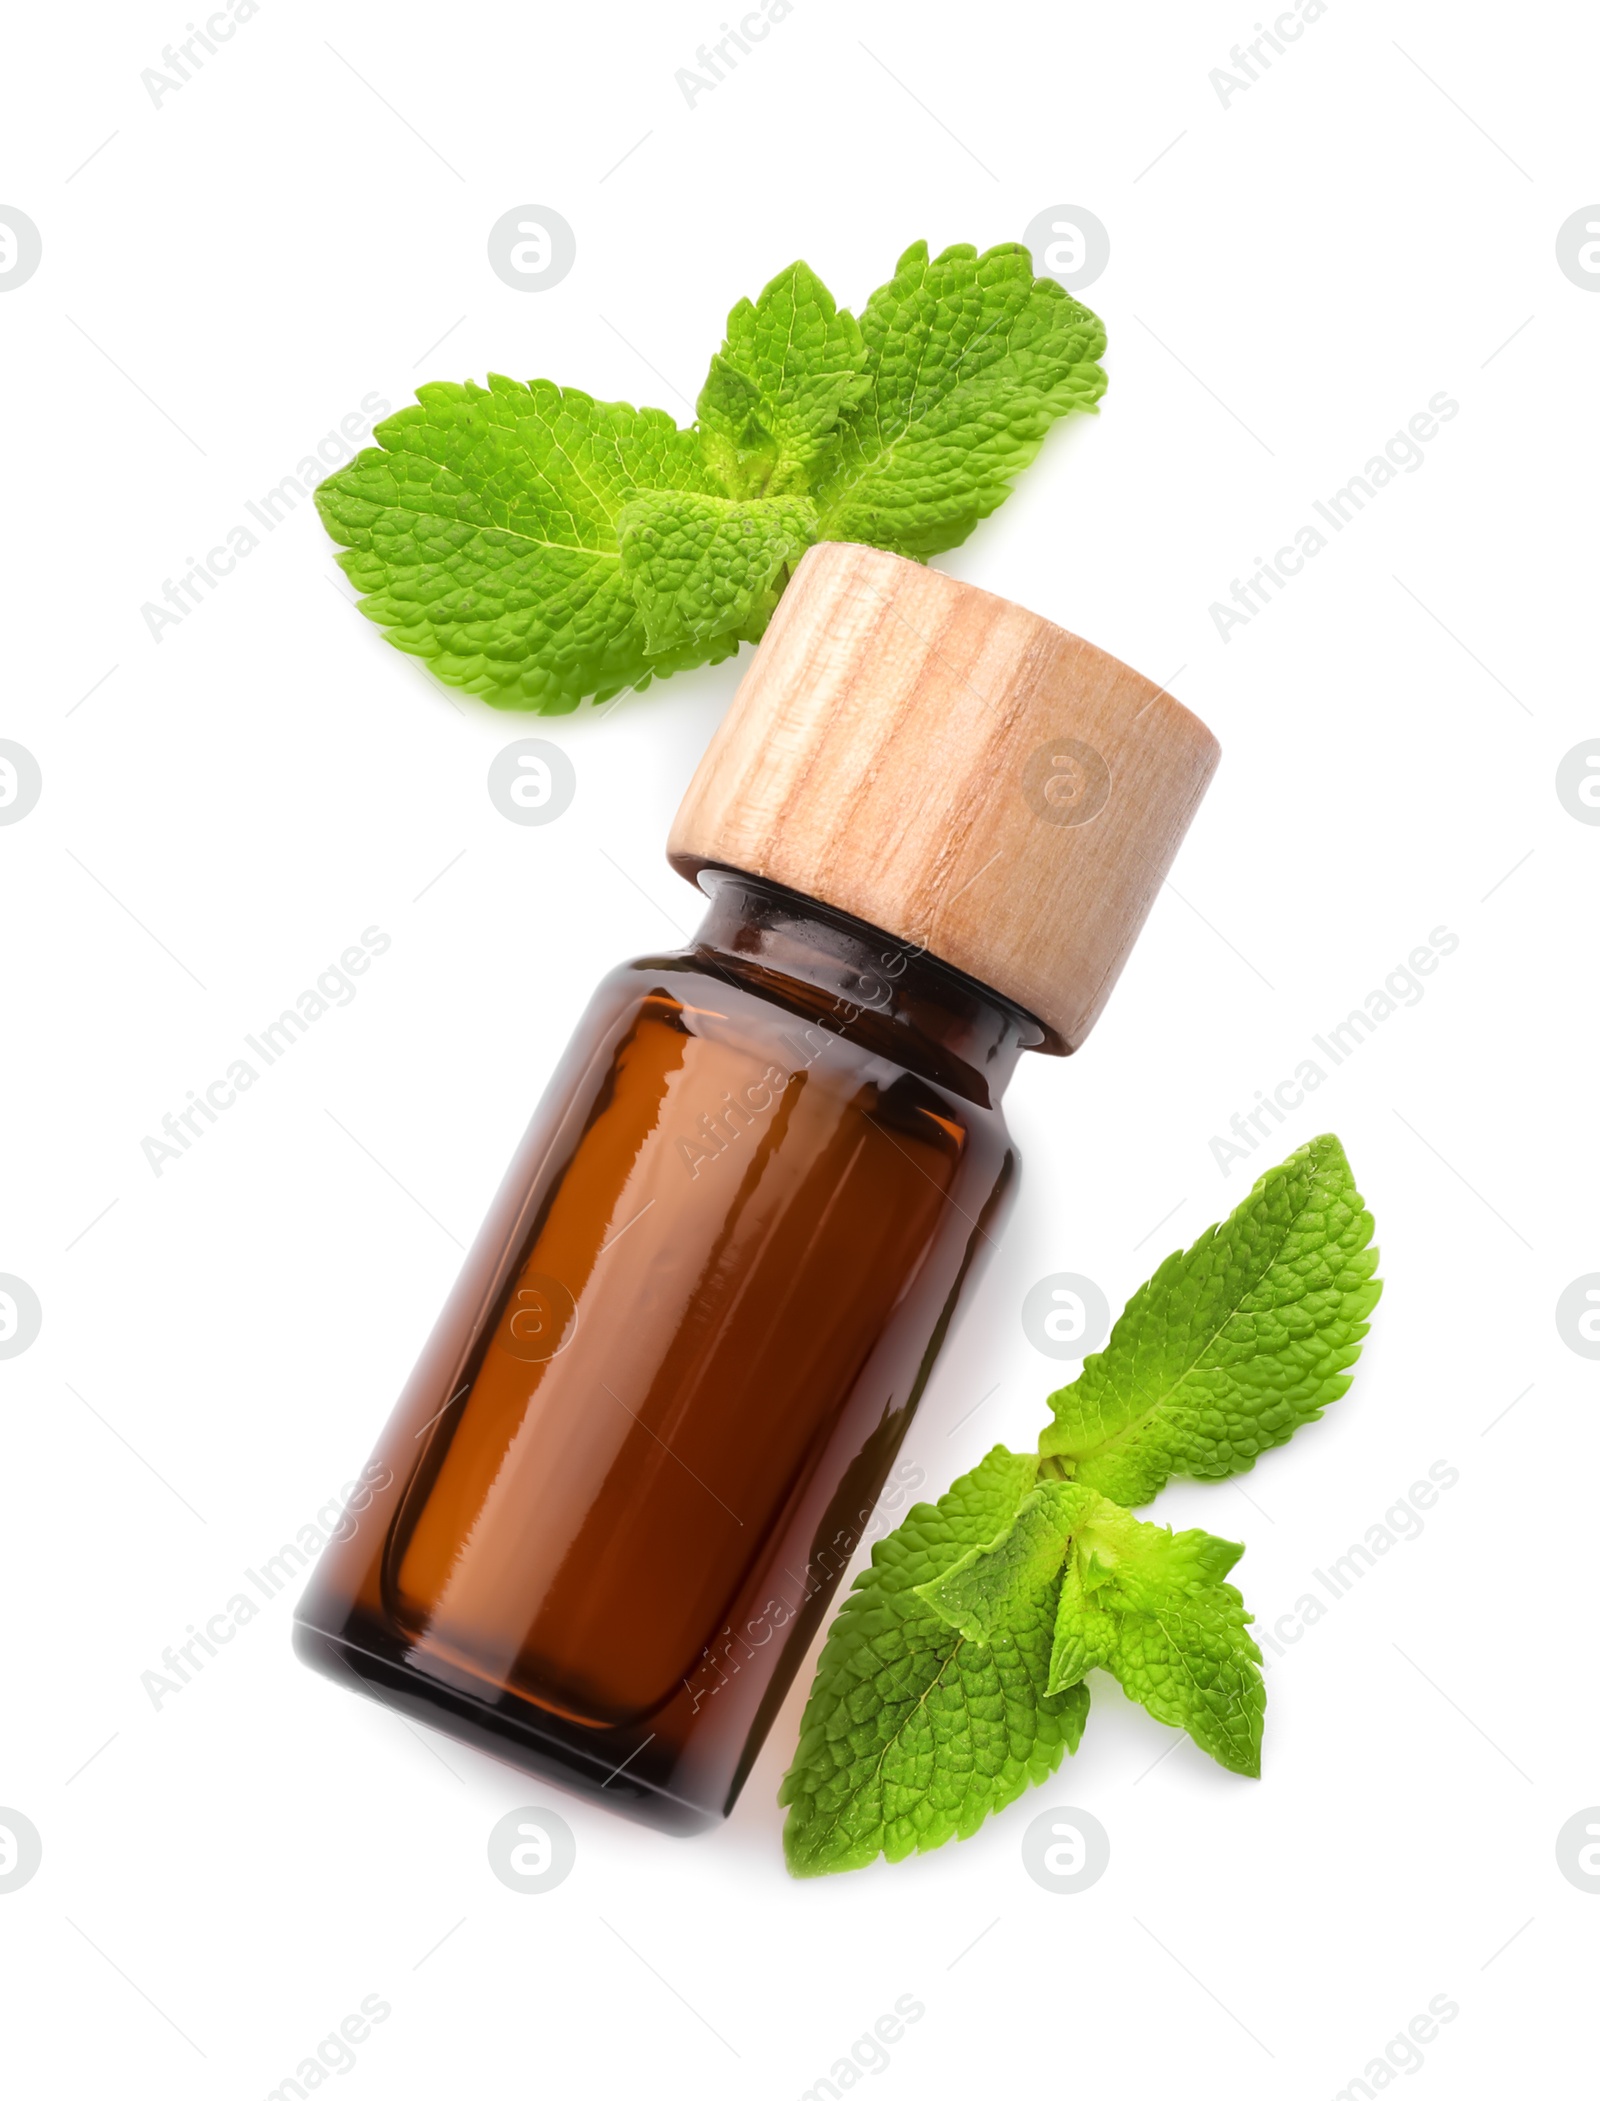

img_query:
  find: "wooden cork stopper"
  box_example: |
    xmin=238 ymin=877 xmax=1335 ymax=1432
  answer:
xmin=667 ymin=542 xmax=1220 ymax=1054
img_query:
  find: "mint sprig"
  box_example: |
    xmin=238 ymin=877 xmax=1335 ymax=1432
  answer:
xmin=314 ymin=243 xmax=1106 ymax=713
xmin=781 ymin=1134 xmax=1379 ymax=1877
xmin=920 ymin=1484 xmax=1264 ymax=1777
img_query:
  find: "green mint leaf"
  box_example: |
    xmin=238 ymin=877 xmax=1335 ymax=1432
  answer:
xmin=1046 ymin=1491 xmax=1263 ymax=1778
xmin=1038 ymin=1134 xmax=1381 ymax=1504
xmin=695 ymin=260 xmax=869 ymax=499
xmin=918 ymin=1480 xmax=1262 ymax=1776
xmin=779 ymin=1446 xmax=1087 ymax=1878
xmin=812 ymin=240 xmax=1107 ymax=560
xmin=315 ymin=378 xmax=736 ymax=714
xmin=913 ymin=1480 xmax=1079 ymax=1643
xmin=616 ymin=490 xmax=817 ymax=653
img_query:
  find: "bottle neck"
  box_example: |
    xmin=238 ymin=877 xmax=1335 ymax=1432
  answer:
xmin=688 ymin=868 xmax=1043 ymax=1108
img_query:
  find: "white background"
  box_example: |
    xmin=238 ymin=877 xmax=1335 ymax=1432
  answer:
xmin=3 ymin=0 xmax=1596 ymax=2093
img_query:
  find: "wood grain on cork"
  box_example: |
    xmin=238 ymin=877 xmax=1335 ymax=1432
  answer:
xmin=667 ymin=542 xmax=1220 ymax=1053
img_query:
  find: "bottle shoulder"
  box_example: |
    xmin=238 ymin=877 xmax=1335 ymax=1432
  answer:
xmin=596 ymin=947 xmax=1014 ymax=1120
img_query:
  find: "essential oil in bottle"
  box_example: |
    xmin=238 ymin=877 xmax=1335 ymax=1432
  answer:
xmin=294 ymin=541 xmax=1219 ymax=1833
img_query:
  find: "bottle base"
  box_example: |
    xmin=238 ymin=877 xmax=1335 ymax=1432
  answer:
xmin=292 ymin=1616 xmax=719 ymax=1837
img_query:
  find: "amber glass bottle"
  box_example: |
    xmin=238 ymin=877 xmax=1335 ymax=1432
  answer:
xmin=295 ymin=544 xmax=1219 ymax=1832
